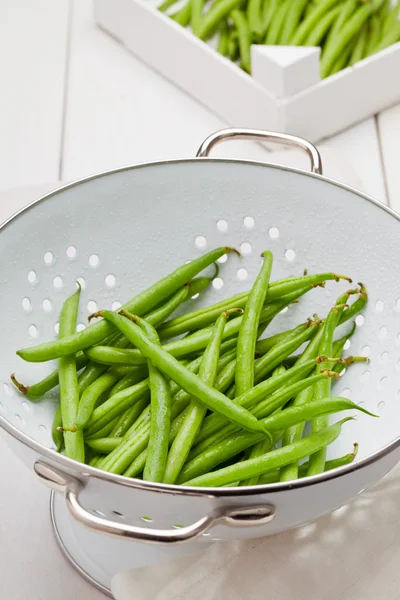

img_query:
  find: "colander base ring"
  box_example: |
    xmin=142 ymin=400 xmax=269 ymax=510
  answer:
xmin=50 ymin=491 xmax=112 ymax=597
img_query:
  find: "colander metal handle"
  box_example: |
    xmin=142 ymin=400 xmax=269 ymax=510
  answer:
xmin=196 ymin=128 xmax=323 ymax=174
xmin=34 ymin=461 xmax=275 ymax=544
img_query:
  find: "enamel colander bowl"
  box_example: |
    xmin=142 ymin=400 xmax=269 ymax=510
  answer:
xmin=1 ymin=129 xmax=400 ymax=595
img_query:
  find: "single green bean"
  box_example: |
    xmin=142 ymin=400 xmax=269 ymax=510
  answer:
xmin=240 ymin=365 xmax=285 ymax=486
xmin=171 ymin=2 xmax=191 ymax=25
xmin=17 ymin=247 xmax=232 ymax=362
xmin=260 ymin=444 xmax=358 ymax=484
xmin=375 ymin=20 xmax=400 ymax=53
xmin=52 ymin=405 xmax=63 ymax=452
xmin=191 ymin=0 xmax=205 ymax=35
xmin=198 ymin=0 xmax=244 ymax=40
xmin=262 ymin=0 xmax=279 ymax=37
xmin=349 ymin=25 xmax=368 ymax=65
xmin=110 ymin=397 xmax=150 ymax=438
xmin=279 ymin=0 xmax=308 ymax=44
xmin=236 ymin=250 xmax=273 ymax=396
xmin=158 ymin=0 xmax=180 ymax=12
xmin=58 ymin=285 xmax=85 ymax=461
xmin=304 ymin=5 xmax=342 ymax=47
xmin=84 ymin=416 xmax=120 ymax=440
xmin=134 ymin=320 xmax=172 ymax=483
xmin=255 ymin=321 xmax=310 ymax=355
xmin=231 ymin=9 xmax=252 ymax=72
xmin=182 ymin=417 xmax=353 ymax=486
xmin=86 ymin=437 xmax=121 ymax=453
xmin=217 ymin=21 xmax=230 ymax=56
xmin=163 ymin=309 xmax=233 ymax=484
xmin=323 ymin=0 xmax=358 ymax=56
xmin=265 ymin=0 xmax=289 ymax=44
xmin=291 ymin=0 xmax=343 ymax=45
xmin=247 ymin=0 xmax=264 ymax=38
xmin=321 ymin=4 xmax=374 ymax=78
xmin=11 ymin=352 xmax=88 ymax=401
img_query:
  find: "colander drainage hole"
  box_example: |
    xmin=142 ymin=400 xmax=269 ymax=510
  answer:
xmin=22 ymin=297 xmax=31 ymax=312
xmin=14 ymin=414 xmax=22 ymax=425
xmin=87 ymin=300 xmax=97 ymax=313
xmin=269 ymin=227 xmax=279 ymax=239
xmin=212 ymin=278 xmax=224 ymax=290
xmin=240 ymin=242 xmax=252 ymax=254
xmin=89 ymin=254 xmax=100 ymax=268
xmin=396 ymin=299 xmax=400 ymax=311
xmin=380 ymin=377 xmax=388 ymax=388
xmin=191 ymin=293 xmax=200 ymax=300
xmin=93 ymin=510 xmax=106 ymax=518
xmin=112 ymin=301 xmax=122 ymax=310
xmin=42 ymin=298 xmax=52 ymax=312
xmin=216 ymin=219 xmax=228 ymax=232
xmin=66 ymin=245 xmax=77 ymax=259
xmin=217 ymin=254 xmax=228 ymax=264
xmin=105 ymin=274 xmax=116 ymax=288
xmin=54 ymin=322 xmax=59 ymax=335
xmin=379 ymin=326 xmax=387 ymax=339
xmin=141 ymin=516 xmax=153 ymax=523
xmin=44 ymin=251 xmax=54 ymax=265
xmin=29 ymin=325 xmax=39 ymax=338
xmin=284 ymin=249 xmax=296 ymax=262
xmin=77 ymin=277 xmax=86 ymax=289
xmin=53 ymin=276 xmax=63 ymax=289
xmin=344 ymin=339 xmax=351 ymax=350
xmin=195 ymin=235 xmax=207 ymax=249
xmin=3 ymin=382 xmax=12 ymax=396
xmin=377 ymin=401 xmax=386 ymax=413
xmin=375 ymin=300 xmax=384 ymax=312
xmin=28 ymin=270 xmax=37 ymax=284
xmin=355 ymin=315 xmax=364 ymax=327
xmin=237 ymin=268 xmax=248 ymax=281
xmin=39 ymin=424 xmax=47 ymax=433
xmin=112 ymin=510 xmax=124 ymax=518
xmin=361 ymin=370 xmax=371 ymax=383
xmin=362 ymin=345 xmax=370 ymax=357
xmin=381 ymin=351 xmax=389 ymax=361
xmin=76 ymin=323 xmax=86 ymax=332
xmin=0 ymin=402 xmax=5 ymax=414
xmin=243 ymin=216 xmax=255 ymax=228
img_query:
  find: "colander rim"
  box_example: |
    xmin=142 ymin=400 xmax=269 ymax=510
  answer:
xmin=1 ymin=156 xmax=400 ymax=497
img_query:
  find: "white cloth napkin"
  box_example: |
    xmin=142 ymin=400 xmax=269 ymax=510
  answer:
xmin=112 ymin=463 xmax=400 ymax=600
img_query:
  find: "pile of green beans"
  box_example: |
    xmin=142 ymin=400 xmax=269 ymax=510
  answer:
xmin=160 ymin=0 xmax=400 ymax=77
xmin=12 ymin=246 xmax=375 ymax=487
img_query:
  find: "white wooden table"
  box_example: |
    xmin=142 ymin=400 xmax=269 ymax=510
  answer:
xmin=1 ymin=1 xmax=400 ymax=598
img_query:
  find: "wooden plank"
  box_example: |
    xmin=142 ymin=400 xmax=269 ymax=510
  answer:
xmin=319 ymin=118 xmax=388 ymax=205
xmin=0 ymin=1 xmax=70 ymax=190
xmin=377 ymin=103 xmax=400 ymax=212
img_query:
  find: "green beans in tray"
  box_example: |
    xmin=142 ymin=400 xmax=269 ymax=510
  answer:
xmin=11 ymin=246 xmax=375 ymax=487
xmin=159 ymin=0 xmax=400 ymax=78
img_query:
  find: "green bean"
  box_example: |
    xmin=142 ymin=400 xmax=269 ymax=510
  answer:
xmin=262 ymin=0 xmax=279 ymax=37
xmin=304 ymin=5 xmax=342 ymax=47
xmin=217 ymin=21 xmax=230 ymax=56
xmin=365 ymin=13 xmax=382 ymax=57
xmin=321 ymin=4 xmax=373 ymax=78
xmin=323 ymin=0 xmax=358 ymax=56
xmin=349 ymin=25 xmax=368 ymax=65
xmin=52 ymin=405 xmax=63 ymax=452
xmin=182 ymin=417 xmax=353 ymax=486
xmin=86 ymin=437 xmax=121 ymax=453
xmin=171 ymin=1 xmax=191 ymax=25
xmin=84 ymin=379 xmax=149 ymax=437
xmin=106 ymin=310 xmax=266 ymax=433
xmin=240 ymin=365 xmax=285 ymax=486
xmin=101 ymin=349 xmax=237 ymax=474
xmin=231 ymin=9 xmax=251 ymax=72
xmin=291 ymin=0 xmax=343 ymax=46
xmin=255 ymin=321 xmax=310 ymax=355
xmin=198 ymin=0 xmax=243 ymax=40
xmin=58 ymin=285 xmax=85 ymax=462
xmin=110 ymin=397 xmax=150 ymax=438
xmin=132 ymin=320 xmax=171 ymax=483
xmin=265 ymin=0 xmax=289 ymax=44
xmin=327 ymin=43 xmax=353 ymax=76
xmin=159 ymin=272 xmax=347 ymax=340
xmin=236 ymin=251 xmax=273 ymax=396
xmin=260 ymin=443 xmax=358 ymax=484
xmin=84 ymin=416 xmax=120 ymax=440
xmin=163 ymin=310 xmax=232 ymax=484
xmin=158 ymin=0 xmax=180 ymax=12
xmin=191 ymin=370 xmax=339 ymax=458
xmin=381 ymin=2 xmax=399 ymax=38
xmin=108 ymin=367 xmax=148 ymax=397
xmin=375 ymin=19 xmax=400 ymax=52
xmin=307 ymin=299 xmax=348 ymax=476
xmin=228 ymin=29 xmax=239 ymax=62
xmin=11 ymin=352 xmax=88 ymax=400
xmin=247 ymin=0 xmax=264 ymax=38
xmin=17 ymin=247 xmax=232 ymax=362
xmin=194 ymin=357 xmax=319 ymax=448
xmin=191 ymin=0 xmax=205 ymax=35
xmin=279 ymin=0 xmax=308 ymax=44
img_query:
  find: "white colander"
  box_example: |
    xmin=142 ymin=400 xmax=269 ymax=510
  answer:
xmin=1 ymin=129 xmax=400 ymax=596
